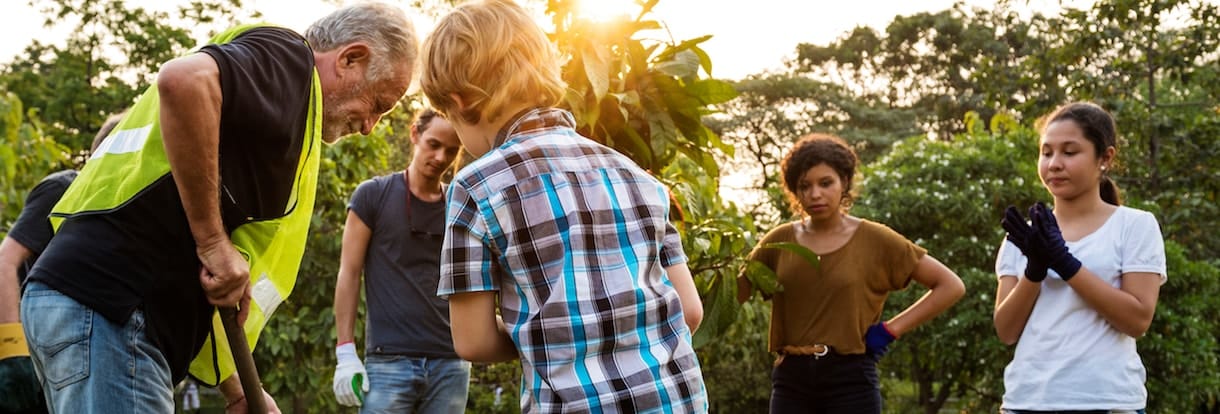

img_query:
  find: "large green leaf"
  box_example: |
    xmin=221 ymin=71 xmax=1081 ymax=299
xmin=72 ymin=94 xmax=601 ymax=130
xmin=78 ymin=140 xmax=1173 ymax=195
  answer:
xmin=760 ymin=242 xmax=821 ymax=269
xmin=691 ymin=274 xmax=737 ymax=349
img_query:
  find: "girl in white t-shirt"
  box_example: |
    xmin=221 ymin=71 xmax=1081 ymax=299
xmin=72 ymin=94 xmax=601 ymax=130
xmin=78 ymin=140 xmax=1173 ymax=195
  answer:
xmin=994 ymin=102 xmax=1166 ymax=414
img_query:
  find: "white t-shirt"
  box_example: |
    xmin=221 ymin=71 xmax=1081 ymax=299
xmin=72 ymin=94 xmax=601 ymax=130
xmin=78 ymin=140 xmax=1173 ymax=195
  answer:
xmin=995 ymin=206 xmax=1167 ymax=410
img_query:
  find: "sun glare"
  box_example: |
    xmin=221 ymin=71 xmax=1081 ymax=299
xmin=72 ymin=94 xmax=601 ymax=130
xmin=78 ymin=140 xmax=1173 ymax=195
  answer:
xmin=575 ymin=0 xmax=638 ymax=22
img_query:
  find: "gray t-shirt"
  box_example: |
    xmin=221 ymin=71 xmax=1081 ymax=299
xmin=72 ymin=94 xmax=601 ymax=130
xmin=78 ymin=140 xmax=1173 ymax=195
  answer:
xmin=349 ymin=172 xmax=456 ymax=357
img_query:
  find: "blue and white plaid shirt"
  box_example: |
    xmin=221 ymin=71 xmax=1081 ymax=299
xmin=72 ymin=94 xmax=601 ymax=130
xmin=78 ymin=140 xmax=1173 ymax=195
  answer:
xmin=438 ymin=108 xmax=707 ymax=413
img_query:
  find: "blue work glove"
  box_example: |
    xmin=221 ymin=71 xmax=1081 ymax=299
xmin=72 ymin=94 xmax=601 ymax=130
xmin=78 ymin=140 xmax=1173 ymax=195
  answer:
xmin=1001 ymin=205 xmax=1048 ymax=282
xmin=864 ymin=322 xmax=897 ymax=358
xmin=1029 ymin=202 xmax=1082 ymax=281
xmin=332 ymin=342 xmax=368 ymax=407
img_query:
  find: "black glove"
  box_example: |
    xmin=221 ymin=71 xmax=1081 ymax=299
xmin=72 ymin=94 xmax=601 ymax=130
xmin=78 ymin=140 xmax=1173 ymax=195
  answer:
xmin=1029 ymin=202 xmax=1082 ymax=281
xmin=1001 ymin=205 xmax=1048 ymax=282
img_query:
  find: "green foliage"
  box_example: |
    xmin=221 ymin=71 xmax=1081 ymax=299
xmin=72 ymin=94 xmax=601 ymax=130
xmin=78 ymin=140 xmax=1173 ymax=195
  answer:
xmin=793 ymin=4 xmax=1055 ymax=138
xmin=850 ymin=113 xmax=1043 ymax=412
xmin=696 ymin=298 xmax=772 ymax=412
xmin=787 ymin=0 xmax=1220 ymax=258
xmin=0 ymin=91 xmax=71 ymax=231
xmin=466 ymin=362 xmax=522 ymax=413
xmin=661 ymin=154 xmax=756 ymax=349
xmin=1 ymin=0 xmax=257 ymax=150
xmin=547 ymin=0 xmax=737 ymax=176
xmin=1140 ymin=241 xmax=1220 ymax=412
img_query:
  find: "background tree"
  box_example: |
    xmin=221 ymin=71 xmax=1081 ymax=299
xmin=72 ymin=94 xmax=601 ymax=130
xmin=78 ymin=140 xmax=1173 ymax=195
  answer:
xmin=0 ymin=92 xmax=71 ymax=228
xmin=1 ymin=0 xmax=257 ymax=151
xmin=792 ymin=3 xmax=1055 ymax=138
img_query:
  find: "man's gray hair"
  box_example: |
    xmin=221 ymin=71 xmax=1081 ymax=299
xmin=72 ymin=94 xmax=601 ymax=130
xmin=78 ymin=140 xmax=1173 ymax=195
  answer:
xmin=304 ymin=1 xmax=418 ymax=82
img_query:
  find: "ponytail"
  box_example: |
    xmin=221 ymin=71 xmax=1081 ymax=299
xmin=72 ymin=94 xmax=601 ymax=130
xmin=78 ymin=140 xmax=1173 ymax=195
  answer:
xmin=1100 ymin=175 xmax=1122 ymax=206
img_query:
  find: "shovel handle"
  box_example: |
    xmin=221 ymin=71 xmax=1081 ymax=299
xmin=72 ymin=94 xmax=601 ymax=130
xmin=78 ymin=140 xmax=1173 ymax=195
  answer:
xmin=219 ymin=306 xmax=267 ymax=414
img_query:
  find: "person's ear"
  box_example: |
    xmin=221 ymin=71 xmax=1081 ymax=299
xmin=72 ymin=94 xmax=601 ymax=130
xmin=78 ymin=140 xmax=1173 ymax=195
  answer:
xmin=449 ymin=93 xmax=468 ymax=113
xmin=336 ymin=42 xmax=372 ymax=75
xmin=1101 ymin=146 xmax=1117 ymax=170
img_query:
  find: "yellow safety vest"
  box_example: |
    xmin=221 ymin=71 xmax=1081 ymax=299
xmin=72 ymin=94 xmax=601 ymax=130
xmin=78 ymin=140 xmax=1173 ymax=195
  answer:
xmin=50 ymin=23 xmax=321 ymax=385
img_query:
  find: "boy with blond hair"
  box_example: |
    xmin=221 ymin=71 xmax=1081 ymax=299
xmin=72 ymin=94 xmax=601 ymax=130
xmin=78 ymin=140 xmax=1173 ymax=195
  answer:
xmin=420 ymin=1 xmax=708 ymax=412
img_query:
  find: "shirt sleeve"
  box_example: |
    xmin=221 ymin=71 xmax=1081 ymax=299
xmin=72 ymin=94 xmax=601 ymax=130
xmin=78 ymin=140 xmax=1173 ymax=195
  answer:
xmin=347 ymin=177 xmax=381 ymax=229
xmin=995 ymin=238 xmax=1027 ymax=279
xmin=438 ymin=181 xmax=501 ymax=297
xmin=7 ymin=172 xmax=73 ymax=255
xmin=878 ymin=222 xmax=925 ymax=291
xmin=745 ymin=225 xmax=786 ymax=272
xmin=659 ymin=221 xmax=688 ymax=267
xmin=1121 ymin=209 xmax=1168 ymax=283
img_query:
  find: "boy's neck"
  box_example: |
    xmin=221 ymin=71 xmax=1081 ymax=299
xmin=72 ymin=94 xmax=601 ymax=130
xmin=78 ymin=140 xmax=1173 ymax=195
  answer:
xmin=460 ymin=102 xmax=537 ymax=157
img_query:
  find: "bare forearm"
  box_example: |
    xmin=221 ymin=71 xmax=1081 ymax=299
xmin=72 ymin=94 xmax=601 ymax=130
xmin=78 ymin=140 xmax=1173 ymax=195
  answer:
xmin=665 ymin=263 xmax=703 ymax=333
xmin=887 ymin=278 xmax=964 ymax=337
xmin=449 ymin=291 xmax=519 ymax=362
xmin=0 ymin=266 xmax=20 ymax=323
xmin=334 ymin=212 xmax=372 ymax=345
xmin=994 ymin=278 xmax=1040 ymax=345
xmin=219 ymin=373 xmax=243 ymax=400
xmin=454 ymin=319 xmax=516 ymax=363
xmin=158 ymin=54 xmax=226 ymax=247
xmin=1067 ymin=270 xmax=1159 ymax=337
xmin=333 ymin=270 xmax=361 ymax=344
xmin=0 ymin=237 xmax=32 ymax=323
xmin=486 ymin=317 xmax=520 ymax=362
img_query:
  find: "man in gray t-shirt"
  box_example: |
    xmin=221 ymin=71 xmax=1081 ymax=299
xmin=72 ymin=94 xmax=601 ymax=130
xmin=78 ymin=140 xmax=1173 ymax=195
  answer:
xmin=331 ymin=109 xmax=467 ymax=412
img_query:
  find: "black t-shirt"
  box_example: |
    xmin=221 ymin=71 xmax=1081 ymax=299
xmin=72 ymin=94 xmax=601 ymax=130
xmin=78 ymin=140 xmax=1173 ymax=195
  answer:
xmin=27 ymin=27 xmax=314 ymax=382
xmin=6 ymin=169 xmax=76 ymax=283
xmin=349 ymin=173 xmax=457 ymax=358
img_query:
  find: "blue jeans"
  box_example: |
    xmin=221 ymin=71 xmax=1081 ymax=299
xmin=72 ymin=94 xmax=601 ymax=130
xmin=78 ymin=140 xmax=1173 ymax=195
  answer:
xmin=361 ymin=354 xmax=471 ymax=414
xmin=20 ymin=282 xmax=174 ymax=413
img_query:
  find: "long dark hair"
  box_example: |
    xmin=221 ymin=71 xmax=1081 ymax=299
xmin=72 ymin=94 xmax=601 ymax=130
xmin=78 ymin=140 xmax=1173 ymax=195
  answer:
xmin=1037 ymin=102 xmax=1122 ymax=206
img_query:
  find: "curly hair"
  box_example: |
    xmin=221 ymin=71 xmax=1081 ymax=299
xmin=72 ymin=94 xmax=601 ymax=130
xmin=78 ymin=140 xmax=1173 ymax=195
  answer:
xmin=780 ymin=133 xmax=859 ymax=215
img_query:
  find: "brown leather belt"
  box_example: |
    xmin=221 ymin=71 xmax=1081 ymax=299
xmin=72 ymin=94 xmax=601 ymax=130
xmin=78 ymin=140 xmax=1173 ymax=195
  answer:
xmin=780 ymin=344 xmax=832 ymax=358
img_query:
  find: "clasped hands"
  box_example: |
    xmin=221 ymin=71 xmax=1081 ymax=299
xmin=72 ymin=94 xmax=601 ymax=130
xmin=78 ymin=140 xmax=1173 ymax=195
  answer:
xmin=1001 ymin=202 xmax=1081 ymax=282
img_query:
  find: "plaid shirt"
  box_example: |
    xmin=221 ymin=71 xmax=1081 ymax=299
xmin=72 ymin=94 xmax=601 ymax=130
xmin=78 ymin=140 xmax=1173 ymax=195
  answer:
xmin=439 ymin=108 xmax=707 ymax=413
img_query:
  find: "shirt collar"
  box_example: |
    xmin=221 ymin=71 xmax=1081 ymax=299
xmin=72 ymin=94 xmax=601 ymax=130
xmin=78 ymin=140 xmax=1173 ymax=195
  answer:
xmin=492 ymin=107 xmax=577 ymax=149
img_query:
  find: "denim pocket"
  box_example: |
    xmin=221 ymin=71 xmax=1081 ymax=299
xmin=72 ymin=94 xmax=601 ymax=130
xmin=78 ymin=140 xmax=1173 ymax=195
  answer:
xmin=23 ymin=288 xmax=92 ymax=389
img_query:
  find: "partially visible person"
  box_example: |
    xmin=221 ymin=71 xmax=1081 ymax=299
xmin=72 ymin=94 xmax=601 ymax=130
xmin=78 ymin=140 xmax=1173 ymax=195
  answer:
xmin=19 ymin=2 xmax=418 ymax=412
xmin=995 ymin=102 xmax=1165 ymax=414
xmin=738 ymin=133 xmax=965 ymax=413
xmin=0 ymin=113 xmax=121 ymax=414
xmin=331 ymin=108 xmax=468 ymax=412
xmin=420 ymin=1 xmax=707 ymax=412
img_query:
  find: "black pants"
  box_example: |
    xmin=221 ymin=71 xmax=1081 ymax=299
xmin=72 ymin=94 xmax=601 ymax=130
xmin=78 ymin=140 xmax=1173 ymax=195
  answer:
xmin=769 ymin=353 xmax=881 ymax=414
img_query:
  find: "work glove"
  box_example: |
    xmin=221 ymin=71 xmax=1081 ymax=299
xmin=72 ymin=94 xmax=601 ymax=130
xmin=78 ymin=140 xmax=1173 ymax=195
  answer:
xmin=1029 ymin=202 xmax=1082 ymax=281
xmin=332 ymin=343 xmax=368 ymax=407
xmin=1001 ymin=205 xmax=1049 ymax=282
xmin=864 ymin=322 xmax=897 ymax=358
xmin=1 ymin=323 xmax=43 ymax=413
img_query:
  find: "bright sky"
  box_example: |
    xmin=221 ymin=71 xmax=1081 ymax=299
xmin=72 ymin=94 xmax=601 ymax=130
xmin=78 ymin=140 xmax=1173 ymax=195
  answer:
xmin=2 ymin=0 xmax=1091 ymax=80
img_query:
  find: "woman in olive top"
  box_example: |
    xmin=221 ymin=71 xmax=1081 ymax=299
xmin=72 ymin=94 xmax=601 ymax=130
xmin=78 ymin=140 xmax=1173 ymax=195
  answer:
xmin=738 ymin=133 xmax=965 ymax=413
